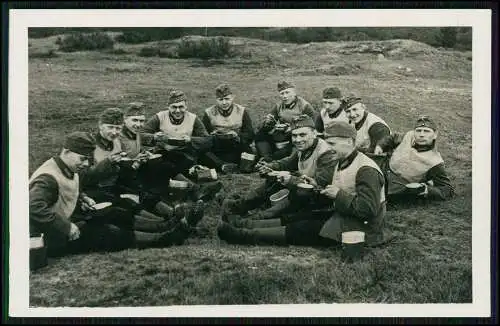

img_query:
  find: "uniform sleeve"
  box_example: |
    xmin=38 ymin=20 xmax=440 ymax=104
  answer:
xmin=201 ymin=111 xmax=214 ymax=134
xmin=424 ymin=163 xmax=455 ymax=200
xmin=315 ymin=114 xmax=325 ymax=133
xmin=367 ymin=122 xmax=391 ymax=153
xmin=239 ymin=110 xmax=255 ymax=145
xmin=139 ymin=132 xmax=156 ymax=147
xmin=143 ymin=114 xmax=160 ymax=134
xmin=267 ymin=151 xmax=299 ymax=172
xmin=335 ymin=166 xmax=384 ymax=221
xmin=377 ymin=132 xmax=405 ymax=152
xmin=80 ymin=158 xmax=119 ymax=188
xmin=314 ymin=150 xmax=337 ymax=188
xmin=192 ymin=117 xmax=209 ymax=137
xmin=302 ymin=102 xmax=317 ymax=119
xmin=29 ymin=174 xmax=72 ymax=237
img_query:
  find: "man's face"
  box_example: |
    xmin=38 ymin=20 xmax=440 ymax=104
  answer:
xmin=279 ymin=88 xmax=297 ymax=105
xmin=325 ymin=136 xmax=355 ymax=161
xmin=291 ymin=127 xmax=316 ymax=152
xmin=414 ymin=127 xmax=437 ymax=146
xmin=216 ymin=94 xmax=234 ymax=110
xmin=344 ymin=103 xmax=366 ymax=124
xmin=63 ymin=150 xmax=90 ymax=173
xmin=99 ymin=123 xmax=122 ymax=141
xmin=169 ymin=101 xmax=187 ymax=120
xmin=323 ymin=98 xmax=342 ymax=114
xmin=124 ymin=115 xmax=146 ymax=134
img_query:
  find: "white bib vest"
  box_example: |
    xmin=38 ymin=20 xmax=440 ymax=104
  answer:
xmin=297 ymin=138 xmax=332 ymax=178
xmin=389 ymin=130 xmax=444 ymax=183
xmin=29 ymin=158 xmax=79 ymax=220
xmin=355 ymin=112 xmax=390 ymax=152
xmin=331 ymin=152 xmax=386 ymax=203
xmin=320 ymin=108 xmax=349 ymax=129
xmin=205 ymin=104 xmax=245 ymax=133
xmin=157 ymin=110 xmax=197 ymax=151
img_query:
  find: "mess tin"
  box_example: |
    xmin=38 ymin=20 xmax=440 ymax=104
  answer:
xmin=197 ymin=168 xmax=218 ymax=182
xmin=269 ymin=189 xmax=290 ymax=206
xmin=240 ymin=152 xmax=256 ymax=173
xmin=296 ymin=182 xmax=315 ymax=197
xmin=166 ymin=137 xmax=186 ymax=146
xmin=405 ymin=182 xmax=425 ymax=195
xmin=30 ymin=234 xmax=48 ymax=271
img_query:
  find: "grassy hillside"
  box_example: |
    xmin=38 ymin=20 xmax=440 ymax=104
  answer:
xmin=28 ymin=35 xmax=472 ymax=306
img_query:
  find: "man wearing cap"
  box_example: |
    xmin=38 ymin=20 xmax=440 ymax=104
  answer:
xmin=342 ymin=95 xmax=391 ymax=154
xmin=315 ymin=87 xmax=349 ymax=134
xmin=373 ymin=115 xmax=454 ymax=201
xmin=29 ymin=132 xmax=206 ymax=258
xmin=254 ymin=80 xmax=316 ymax=161
xmin=218 ymin=121 xmax=388 ymax=248
xmin=221 ymin=114 xmax=336 ymax=222
xmin=199 ymin=83 xmax=255 ymax=174
xmin=142 ymin=89 xmax=223 ymax=201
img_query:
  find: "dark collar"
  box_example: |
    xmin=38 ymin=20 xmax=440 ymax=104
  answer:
xmin=328 ymin=107 xmax=344 ymax=119
xmin=337 ymin=150 xmax=359 ymax=171
xmin=217 ymin=104 xmax=234 ymax=117
xmin=169 ymin=112 xmax=185 ymax=125
xmin=122 ymin=126 xmax=136 ymax=140
xmin=53 ymin=155 xmax=75 ymax=179
xmin=299 ymin=138 xmax=319 ymax=161
xmin=353 ymin=111 xmax=369 ymax=130
xmin=283 ymin=96 xmax=298 ymax=110
xmin=95 ymin=132 xmax=114 ymax=151
xmin=412 ymin=140 xmax=436 ymax=152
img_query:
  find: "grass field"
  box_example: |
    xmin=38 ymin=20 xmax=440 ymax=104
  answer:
xmin=27 ymin=34 xmax=473 ymax=306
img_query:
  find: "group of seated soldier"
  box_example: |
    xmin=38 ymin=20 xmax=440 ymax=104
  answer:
xmin=28 ymin=79 xmax=454 ymax=258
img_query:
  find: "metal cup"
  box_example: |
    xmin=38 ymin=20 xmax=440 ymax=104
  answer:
xmin=240 ymin=152 xmax=256 ymax=173
xmin=341 ymin=231 xmax=365 ymax=263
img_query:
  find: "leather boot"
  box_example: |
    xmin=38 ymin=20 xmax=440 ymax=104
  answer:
xmin=247 ymin=198 xmax=290 ymax=220
xmin=194 ymin=181 xmax=223 ymax=201
xmin=231 ymin=217 xmax=283 ymax=229
xmin=217 ymin=222 xmax=287 ymax=245
xmin=154 ymin=201 xmax=175 ymax=219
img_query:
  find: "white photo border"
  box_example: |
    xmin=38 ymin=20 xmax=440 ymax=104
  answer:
xmin=8 ymin=9 xmax=492 ymax=318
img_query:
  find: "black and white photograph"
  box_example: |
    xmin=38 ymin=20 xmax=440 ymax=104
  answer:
xmin=7 ymin=8 xmax=492 ymax=318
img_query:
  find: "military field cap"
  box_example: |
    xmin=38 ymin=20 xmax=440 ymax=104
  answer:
xmin=125 ymin=102 xmax=146 ymax=117
xmin=414 ymin=115 xmax=437 ymax=131
xmin=341 ymin=95 xmax=363 ymax=110
xmin=63 ymin=131 xmax=96 ymax=156
xmin=324 ymin=121 xmax=357 ymax=140
xmin=215 ymin=83 xmax=232 ymax=98
xmin=99 ymin=107 xmax=124 ymax=125
xmin=168 ymin=90 xmax=187 ymax=105
xmin=290 ymin=114 xmax=315 ymax=130
xmin=277 ymin=80 xmax=295 ymax=92
xmin=323 ymin=87 xmax=342 ymax=99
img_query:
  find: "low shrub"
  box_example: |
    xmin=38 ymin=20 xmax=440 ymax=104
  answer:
xmin=177 ymin=37 xmax=233 ymax=59
xmin=57 ymin=32 xmax=115 ymax=52
xmin=29 ymin=49 xmax=59 ymax=59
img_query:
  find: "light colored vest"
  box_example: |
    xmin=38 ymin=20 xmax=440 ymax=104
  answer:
xmin=205 ymin=104 xmax=245 ymax=133
xmin=355 ymin=112 xmax=390 ymax=152
xmin=320 ymin=108 xmax=349 ymax=129
xmin=29 ymin=158 xmax=79 ymax=220
xmin=297 ymin=138 xmax=332 ymax=178
xmin=157 ymin=110 xmax=197 ymax=151
xmin=120 ymin=131 xmax=141 ymax=158
xmin=276 ymin=96 xmax=312 ymax=124
xmin=93 ymin=137 xmax=123 ymax=164
xmin=331 ymin=152 xmax=386 ymax=203
xmin=389 ymin=130 xmax=444 ymax=183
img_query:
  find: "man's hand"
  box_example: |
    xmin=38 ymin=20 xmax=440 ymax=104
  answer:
xmin=108 ymin=152 xmax=124 ymax=164
xmin=69 ymin=223 xmax=81 ymax=241
xmin=277 ymin=172 xmax=292 ymax=185
xmin=417 ymin=183 xmax=429 ymax=197
xmin=300 ymin=175 xmax=319 ymax=187
xmin=81 ymin=195 xmax=96 ymax=212
xmin=373 ymin=145 xmax=384 ymax=155
xmin=181 ymin=135 xmax=191 ymax=143
xmin=320 ymin=184 xmax=341 ymax=199
xmin=256 ymin=162 xmax=272 ymax=175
